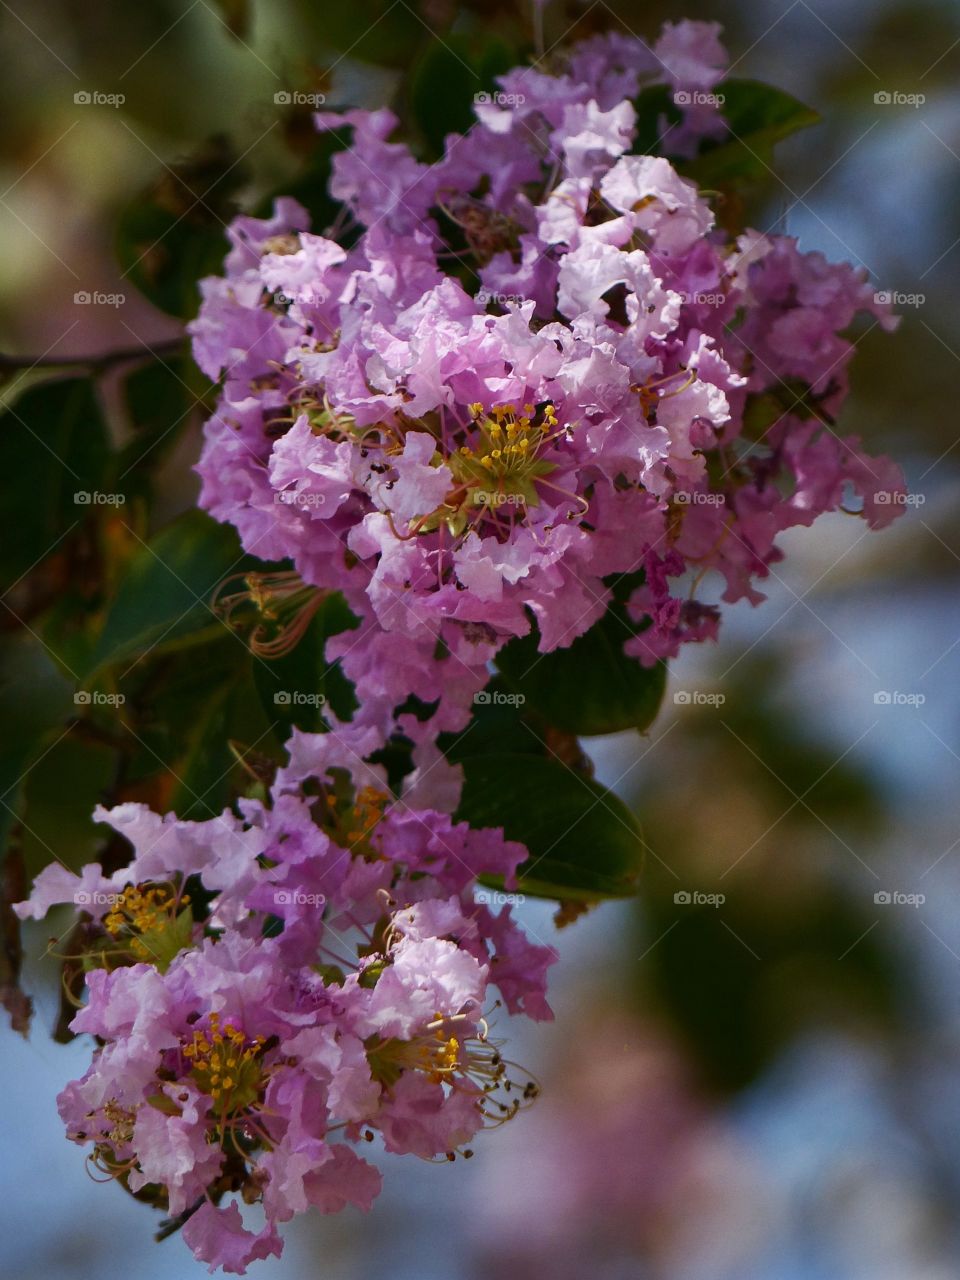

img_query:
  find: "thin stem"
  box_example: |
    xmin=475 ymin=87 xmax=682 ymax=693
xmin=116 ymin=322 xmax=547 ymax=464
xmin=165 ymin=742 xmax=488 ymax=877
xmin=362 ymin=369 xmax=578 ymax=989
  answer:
xmin=533 ymin=0 xmax=545 ymax=61
xmin=0 ymin=336 xmax=186 ymax=377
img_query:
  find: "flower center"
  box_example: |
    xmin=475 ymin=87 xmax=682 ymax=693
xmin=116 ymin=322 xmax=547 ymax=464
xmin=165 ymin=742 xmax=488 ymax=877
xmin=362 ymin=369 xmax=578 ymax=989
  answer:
xmin=102 ymin=882 xmax=192 ymax=969
xmin=448 ymin=401 xmax=560 ymax=512
xmin=75 ymin=1098 xmax=140 ymax=1182
xmin=183 ymin=1013 xmax=267 ymax=1116
xmin=341 ymin=784 xmax=388 ymax=848
xmin=366 ymin=1026 xmax=462 ymax=1088
xmin=313 ymin=777 xmax=389 ymax=858
xmin=366 ymin=1015 xmax=539 ymax=1126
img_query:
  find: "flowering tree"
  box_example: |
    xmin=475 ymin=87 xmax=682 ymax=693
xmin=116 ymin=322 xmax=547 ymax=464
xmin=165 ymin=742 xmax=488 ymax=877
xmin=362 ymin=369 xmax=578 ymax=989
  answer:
xmin=3 ymin=14 xmax=907 ymax=1273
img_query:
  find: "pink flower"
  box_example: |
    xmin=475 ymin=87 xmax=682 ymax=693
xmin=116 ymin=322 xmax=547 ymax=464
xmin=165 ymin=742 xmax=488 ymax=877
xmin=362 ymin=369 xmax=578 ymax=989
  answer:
xmin=19 ymin=732 xmax=553 ymax=1270
xmin=181 ymin=1202 xmax=283 ymax=1275
xmin=183 ymin=24 xmax=903 ymax=754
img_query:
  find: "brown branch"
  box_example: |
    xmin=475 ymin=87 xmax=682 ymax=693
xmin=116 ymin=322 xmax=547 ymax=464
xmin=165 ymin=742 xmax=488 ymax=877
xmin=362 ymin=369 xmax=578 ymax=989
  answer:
xmin=0 ymin=337 xmax=187 ymax=378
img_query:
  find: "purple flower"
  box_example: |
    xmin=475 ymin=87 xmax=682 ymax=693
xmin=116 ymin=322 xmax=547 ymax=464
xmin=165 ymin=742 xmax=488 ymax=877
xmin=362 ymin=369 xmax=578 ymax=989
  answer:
xmin=18 ymin=730 xmax=554 ymax=1270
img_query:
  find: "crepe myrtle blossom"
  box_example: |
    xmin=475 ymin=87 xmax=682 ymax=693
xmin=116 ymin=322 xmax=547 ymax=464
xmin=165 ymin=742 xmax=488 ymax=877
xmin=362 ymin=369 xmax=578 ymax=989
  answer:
xmin=16 ymin=726 xmax=553 ymax=1273
xmin=190 ymin=19 xmax=905 ymax=751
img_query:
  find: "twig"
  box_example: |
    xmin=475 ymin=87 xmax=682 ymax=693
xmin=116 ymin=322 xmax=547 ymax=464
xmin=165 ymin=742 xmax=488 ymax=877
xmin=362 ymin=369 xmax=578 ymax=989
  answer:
xmin=0 ymin=336 xmax=186 ymax=377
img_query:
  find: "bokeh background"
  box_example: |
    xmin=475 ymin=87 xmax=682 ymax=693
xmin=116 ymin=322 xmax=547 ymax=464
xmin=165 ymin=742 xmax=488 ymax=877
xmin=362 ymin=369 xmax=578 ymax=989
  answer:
xmin=2 ymin=0 xmax=959 ymax=1276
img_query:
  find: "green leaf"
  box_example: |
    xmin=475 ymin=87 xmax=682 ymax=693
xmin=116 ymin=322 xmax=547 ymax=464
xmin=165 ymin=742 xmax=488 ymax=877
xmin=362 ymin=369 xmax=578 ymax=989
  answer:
xmin=115 ymin=139 xmax=243 ymax=318
xmin=441 ymin=677 xmax=545 ymax=764
xmin=252 ymin=591 xmax=359 ymax=734
xmin=0 ymin=635 xmax=76 ymax=857
xmin=0 ymin=377 xmax=110 ymax=592
xmin=259 ymin=135 xmax=344 ymax=233
xmin=210 ymin=0 xmax=250 ymax=39
xmin=118 ymin=354 xmax=205 ymax=489
xmin=19 ymin=731 xmax=118 ymax=879
xmin=638 ymin=888 xmax=901 ymax=1092
xmin=88 ymin=509 xmax=247 ymax=676
xmin=164 ymin=651 xmax=264 ymax=820
xmin=495 ymin=600 xmax=667 ymax=736
xmin=456 ymin=753 xmax=644 ymax=900
xmin=682 ymin=79 xmax=819 ymax=185
xmin=410 ymin=39 xmax=480 ymax=157
xmin=300 ymin=0 xmax=425 ymax=69
xmin=116 ymin=202 xmax=227 ymax=319
xmin=409 ymin=35 xmax=514 ymax=158
xmin=632 ymin=83 xmax=681 ymax=155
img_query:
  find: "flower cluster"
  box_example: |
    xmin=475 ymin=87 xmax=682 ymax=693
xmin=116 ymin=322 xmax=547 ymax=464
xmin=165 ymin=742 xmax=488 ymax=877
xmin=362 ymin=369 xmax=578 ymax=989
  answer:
xmin=17 ymin=18 xmax=908 ymax=1273
xmin=17 ymin=726 xmax=555 ymax=1272
xmin=191 ymin=19 xmax=905 ymax=756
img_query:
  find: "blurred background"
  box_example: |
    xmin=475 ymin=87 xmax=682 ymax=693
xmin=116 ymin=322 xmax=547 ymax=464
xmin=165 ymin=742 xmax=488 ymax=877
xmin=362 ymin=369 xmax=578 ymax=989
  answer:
xmin=2 ymin=0 xmax=959 ymax=1276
